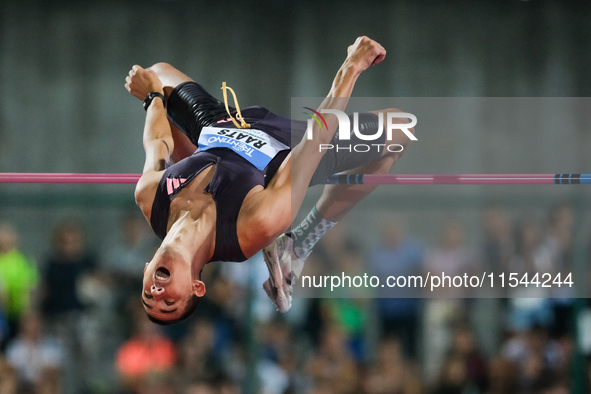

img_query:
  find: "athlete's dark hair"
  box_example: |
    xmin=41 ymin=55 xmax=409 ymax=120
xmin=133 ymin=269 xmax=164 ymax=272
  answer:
xmin=146 ymin=294 xmax=200 ymax=326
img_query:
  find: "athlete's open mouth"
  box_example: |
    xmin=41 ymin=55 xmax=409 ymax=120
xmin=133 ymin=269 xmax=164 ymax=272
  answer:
xmin=155 ymin=267 xmax=170 ymax=281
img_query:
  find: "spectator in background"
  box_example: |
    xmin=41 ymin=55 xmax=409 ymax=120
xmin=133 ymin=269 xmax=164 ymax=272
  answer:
xmin=184 ymin=381 xmax=217 ymax=394
xmin=507 ymin=221 xmax=553 ymax=332
xmin=482 ymin=206 xmax=515 ymax=273
xmin=485 ymin=357 xmax=519 ymax=394
xmin=429 ymin=325 xmax=488 ymax=394
xmin=431 ymin=354 xmax=469 ymax=394
xmin=501 ymin=325 xmax=566 ymax=393
xmin=177 ymin=319 xmax=224 ymax=384
xmin=542 ymin=205 xmax=574 ymax=277
xmin=448 ymin=325 xmax=488 ymax=392
xmin=102 ymin=212 xmax=156 ymax=292
xmin=184 ymin=379 xmax=240 ymax=394
xmin=541 ymin=204 xmax=575 ymax=338
xmin=0 ymin=357 xmax=18 ymax=394
xmin=133 ymin=375 xmax=175 ymax=394
xmin=218 ymin=379 xmax=241 ymax=394
xmin=0 ymin=223 xmax=39 ymax=339
xmin=424 ymin=221 xmax=479 ymax=297
xmin=321 ymin=240 xmax=371 ymax=362
xmin=5 ymin=311 xmax=63 ymax=394
xmin=115 ymin=311 xmax=176 ymax=393
xmin=41 ymin=220 xmax=98 ymax=394
xmin=363 ymin=337 xmax=422 ymax=394
xmin=423 ymin=221 xmax=479 ymax=384
xmin=299 ymin=223 xmax=350 ymax=346
xmin=42 ymin=220 xmax=97 ymax=317
xmin=479 ymin=207 xmax=515 ymax=356
xmin=368 ymin=220 xmax=424 ymax=359
xmin=257 ymin=319 xmax=297 ymax=394
xmin=100 ymin=213 xmax=158 ymax=364
xmin=0 ymin=306 xmax=8 ymax=349
xmin=305 ymin=324 xmax=359 ymax=394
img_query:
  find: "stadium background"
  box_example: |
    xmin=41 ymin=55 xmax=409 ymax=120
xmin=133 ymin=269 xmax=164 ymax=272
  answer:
xmin=1 ymin=0 xmax=591 ymax=393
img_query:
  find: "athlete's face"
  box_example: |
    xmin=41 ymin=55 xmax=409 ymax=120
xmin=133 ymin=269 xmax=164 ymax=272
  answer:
xmin=141 ymin=249 xmax=205 ymax=321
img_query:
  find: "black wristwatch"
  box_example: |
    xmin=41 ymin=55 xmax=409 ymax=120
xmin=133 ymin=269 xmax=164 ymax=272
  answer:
xmin=143 ymin=92 xmax=165 ymax=111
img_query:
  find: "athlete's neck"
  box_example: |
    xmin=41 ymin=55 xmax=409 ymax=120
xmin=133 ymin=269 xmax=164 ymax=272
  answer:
xmin=161 ymin=210 xmax=215 ymax=276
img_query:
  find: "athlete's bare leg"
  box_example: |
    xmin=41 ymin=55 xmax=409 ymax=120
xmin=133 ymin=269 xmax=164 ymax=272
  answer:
xmin=146 ymin=63 xmax=197 ymax=162
xmin=259 ymin=38 xmax=392 ymax=312
xmin=315 ymin=109 xmax=414 ymax=222
xmin=242 ymin=37 xmax=387 ymax=249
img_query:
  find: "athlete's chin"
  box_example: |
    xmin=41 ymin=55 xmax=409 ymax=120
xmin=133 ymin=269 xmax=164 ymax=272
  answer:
xmin=146 ymin=310 xmax=181 ymax=322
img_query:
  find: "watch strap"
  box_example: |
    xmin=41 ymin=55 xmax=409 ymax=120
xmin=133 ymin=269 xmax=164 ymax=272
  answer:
xmin=143 ymin=92 xmax=165 ymax=111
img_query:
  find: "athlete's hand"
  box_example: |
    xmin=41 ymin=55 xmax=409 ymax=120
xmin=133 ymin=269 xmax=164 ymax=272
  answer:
xmin=125 ymin=65 xmax=164 ymax=101
xmin=345 ymin=36 xmax=386 ymax=74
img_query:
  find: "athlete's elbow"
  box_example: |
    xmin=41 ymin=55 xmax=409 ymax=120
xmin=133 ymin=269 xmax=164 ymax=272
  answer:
xmin=134 ymin=187 xmax=144 ymax=208
xmin=257 ymin=219 xmax=282 ymax=242
xmin=147 ymin=62 xmax=174 ymax=77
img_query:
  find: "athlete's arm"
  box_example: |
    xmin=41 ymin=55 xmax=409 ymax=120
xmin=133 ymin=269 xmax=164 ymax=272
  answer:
xmin=125 ymin=65 xmax=174 ymax=217
xmin=308 ymin=36 xmax=386 ymax=146
xmin=267 ymin=36 xmax=387 ymax=219
xmin=238 ymin=37 xmax=386 ymax=253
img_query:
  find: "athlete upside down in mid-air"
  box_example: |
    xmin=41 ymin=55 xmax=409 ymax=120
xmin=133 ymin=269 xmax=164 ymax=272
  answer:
xmin=125 ymin=36 xmax=415 ymax=324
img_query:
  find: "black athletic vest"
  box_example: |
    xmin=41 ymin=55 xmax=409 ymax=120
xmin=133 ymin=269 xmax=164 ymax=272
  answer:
xmin=148 ymin=81 xmax=380 ymax=263
xmin=150 ymin=148 xmax=288 ymax=263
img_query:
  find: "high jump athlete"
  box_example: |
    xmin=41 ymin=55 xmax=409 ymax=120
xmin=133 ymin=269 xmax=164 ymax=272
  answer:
xmin=125 ymin=36 xmax=414 ymax=324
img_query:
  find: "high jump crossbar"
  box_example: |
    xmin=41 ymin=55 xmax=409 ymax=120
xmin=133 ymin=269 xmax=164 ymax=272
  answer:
xmin=0 ymin=173 xmax=590 ymax=185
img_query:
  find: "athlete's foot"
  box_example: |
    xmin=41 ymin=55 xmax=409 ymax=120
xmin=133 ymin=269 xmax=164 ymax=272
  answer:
xmin=262 ymin=233 xmax=309 ymax=313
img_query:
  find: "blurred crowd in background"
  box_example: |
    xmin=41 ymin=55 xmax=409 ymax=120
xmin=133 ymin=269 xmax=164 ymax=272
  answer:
xmin=0 ymin=203 xmax=587 ymax=394
xmin=1 ymin=0 xmax=590 ymax=393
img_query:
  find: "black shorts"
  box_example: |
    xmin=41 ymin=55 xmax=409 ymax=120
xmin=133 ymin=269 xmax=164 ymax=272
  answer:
xmin=167 ymin=81 xmax=385 ymax=186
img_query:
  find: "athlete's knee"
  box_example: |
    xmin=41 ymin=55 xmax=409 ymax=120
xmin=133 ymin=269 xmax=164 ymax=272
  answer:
xmin=244 ymin=210 xmax=290 ymax=247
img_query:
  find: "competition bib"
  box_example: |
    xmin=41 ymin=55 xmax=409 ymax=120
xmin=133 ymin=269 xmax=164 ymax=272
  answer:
xmin=197 ymin=126 xmax=289 ymax=170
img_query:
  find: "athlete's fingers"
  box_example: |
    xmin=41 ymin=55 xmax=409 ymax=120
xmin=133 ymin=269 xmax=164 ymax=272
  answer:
xmin=371 ymin=48 xmax=386 ymax=66
xmin=346 ymin=36 xmax=387 ymax=71
xmin=368 ymin=39 xmax=385 ymax=61
xmin=125 ymin=75 xmax=131 ymax=84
